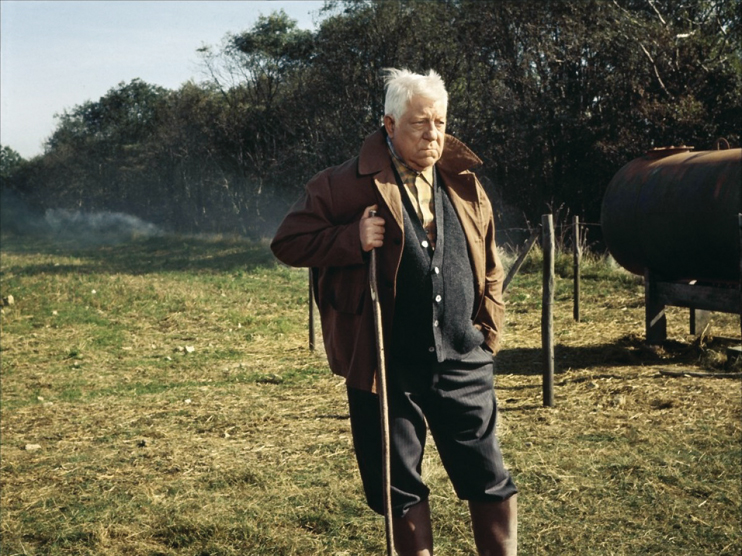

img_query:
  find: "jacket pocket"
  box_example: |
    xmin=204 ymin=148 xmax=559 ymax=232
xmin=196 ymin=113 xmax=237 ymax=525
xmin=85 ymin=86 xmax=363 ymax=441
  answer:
xmin=319 ymin=264 xmax=367 ymax=315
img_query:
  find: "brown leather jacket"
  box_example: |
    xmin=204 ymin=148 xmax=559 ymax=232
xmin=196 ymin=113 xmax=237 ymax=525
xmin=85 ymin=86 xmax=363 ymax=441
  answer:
xmin=271 ymin=129 xmax=505 ymax=392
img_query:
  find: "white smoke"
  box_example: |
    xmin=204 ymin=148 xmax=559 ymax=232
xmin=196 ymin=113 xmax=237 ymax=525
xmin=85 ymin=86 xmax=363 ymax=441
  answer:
xmin=43 ymin=209 xmax=162 ymax=244
xmin=1 ymin=189 xmax=163 ymax=246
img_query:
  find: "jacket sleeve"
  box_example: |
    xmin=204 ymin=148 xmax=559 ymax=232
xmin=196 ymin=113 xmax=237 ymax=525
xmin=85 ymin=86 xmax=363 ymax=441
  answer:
xmin=476 ymin=188 xmax=506 ymax=354
xmin=270 ymin=168 xmax=367 ymax=269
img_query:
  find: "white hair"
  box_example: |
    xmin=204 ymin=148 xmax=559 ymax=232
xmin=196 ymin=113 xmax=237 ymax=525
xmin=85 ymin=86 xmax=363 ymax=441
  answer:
xmin=383 ymin=68 xmax=448 ymax=121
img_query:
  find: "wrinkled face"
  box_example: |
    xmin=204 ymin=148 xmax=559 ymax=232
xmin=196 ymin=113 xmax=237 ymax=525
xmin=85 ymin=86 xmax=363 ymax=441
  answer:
xmin=384 ymin=95 xmax=446 ymax=172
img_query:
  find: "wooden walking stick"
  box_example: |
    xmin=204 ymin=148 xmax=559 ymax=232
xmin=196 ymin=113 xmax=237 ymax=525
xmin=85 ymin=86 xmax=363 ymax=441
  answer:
xmin=368 ymin=210 xmax=394 ymax=555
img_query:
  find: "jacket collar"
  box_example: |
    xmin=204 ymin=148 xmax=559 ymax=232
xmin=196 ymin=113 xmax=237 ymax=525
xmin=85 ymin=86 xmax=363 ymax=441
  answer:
xmin=358 ymin=128 xmax=482 ymax=176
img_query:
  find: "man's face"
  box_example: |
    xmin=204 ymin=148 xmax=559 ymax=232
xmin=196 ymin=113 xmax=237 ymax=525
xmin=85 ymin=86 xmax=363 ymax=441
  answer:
xmin=384 ymin=95 xmax=446 ymax=172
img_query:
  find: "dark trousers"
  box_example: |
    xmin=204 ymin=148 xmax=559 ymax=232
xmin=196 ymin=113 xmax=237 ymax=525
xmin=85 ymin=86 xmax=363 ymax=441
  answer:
xmin=347 ymin=349 xmax=517 ymax=517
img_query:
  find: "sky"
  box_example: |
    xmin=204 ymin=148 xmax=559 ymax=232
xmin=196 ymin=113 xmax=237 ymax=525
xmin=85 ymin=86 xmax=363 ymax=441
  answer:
xmin=1 ymin=0 xmax=326 ymax=159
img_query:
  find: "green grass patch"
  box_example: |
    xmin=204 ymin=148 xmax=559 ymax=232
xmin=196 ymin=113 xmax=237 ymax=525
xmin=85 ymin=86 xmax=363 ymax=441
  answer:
xmin=2 ymin=233 xmax=740 ymax=555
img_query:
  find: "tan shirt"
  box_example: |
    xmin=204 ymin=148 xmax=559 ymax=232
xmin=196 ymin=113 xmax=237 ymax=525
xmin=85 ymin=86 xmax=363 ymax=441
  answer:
xmin=389 ymin=154 xmax=437 ymax=246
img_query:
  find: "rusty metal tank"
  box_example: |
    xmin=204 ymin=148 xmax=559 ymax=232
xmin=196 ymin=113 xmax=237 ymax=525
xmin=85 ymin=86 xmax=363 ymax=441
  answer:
xmin=601 ymin=146 xmax=741 ymax=283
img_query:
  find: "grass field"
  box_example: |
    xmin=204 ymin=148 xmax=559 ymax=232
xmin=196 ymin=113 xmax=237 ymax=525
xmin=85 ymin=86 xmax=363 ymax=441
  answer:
xmin=1 ymin=233 xmax=740 ymax=555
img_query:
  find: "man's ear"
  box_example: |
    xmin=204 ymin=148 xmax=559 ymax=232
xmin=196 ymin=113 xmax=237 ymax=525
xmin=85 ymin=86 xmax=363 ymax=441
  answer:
xmin=383 ymin=115 xmax=395 ymax=139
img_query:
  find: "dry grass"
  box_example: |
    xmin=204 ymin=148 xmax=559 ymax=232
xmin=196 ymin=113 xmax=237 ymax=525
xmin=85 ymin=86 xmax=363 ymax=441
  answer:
xmin=1 ymin=234 xmax=740 ymax=555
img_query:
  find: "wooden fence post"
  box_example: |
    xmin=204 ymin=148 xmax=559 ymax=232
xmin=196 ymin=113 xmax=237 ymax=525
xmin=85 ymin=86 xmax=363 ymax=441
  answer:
xmin=573 ymin=215 xmax=581 ymax=322
xmin=309 ymin=269 xmax=315 ymax=351
xmin=542 ymin=214 xmax=555 ymax=407
xmin=645 ymin=269 xmax=667 ymax=344
xmin=690 ymin=308 xmax=711 ymax=336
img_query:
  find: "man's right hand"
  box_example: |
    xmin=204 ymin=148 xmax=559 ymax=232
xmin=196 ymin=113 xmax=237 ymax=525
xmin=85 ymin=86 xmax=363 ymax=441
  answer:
xmin=360 ymin=205 xmax=385 ymax=252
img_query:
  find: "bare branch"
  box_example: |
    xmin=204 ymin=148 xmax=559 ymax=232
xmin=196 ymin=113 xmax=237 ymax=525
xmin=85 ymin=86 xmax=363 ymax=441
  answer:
xmin=611 ymin=0 xmax=636 ymax=22
xmin=638 ymin=42 xmax=673 ymax=98
xmin=647 ymin=0 xmax=667 ymax=26
xmin=716 ymin=14 xmax=728 ymax=36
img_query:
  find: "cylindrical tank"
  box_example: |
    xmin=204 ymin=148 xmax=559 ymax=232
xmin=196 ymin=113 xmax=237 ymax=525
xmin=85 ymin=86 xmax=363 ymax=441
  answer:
xmin=601 ymin=146 xmax=741 ymax=283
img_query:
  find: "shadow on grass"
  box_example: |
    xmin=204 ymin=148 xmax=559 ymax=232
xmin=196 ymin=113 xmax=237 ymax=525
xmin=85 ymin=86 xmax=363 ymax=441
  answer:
xmin=496 ymin=333 xmax=735 ymax=376
xmin=1 ymin=233 xmax=277 ymax=275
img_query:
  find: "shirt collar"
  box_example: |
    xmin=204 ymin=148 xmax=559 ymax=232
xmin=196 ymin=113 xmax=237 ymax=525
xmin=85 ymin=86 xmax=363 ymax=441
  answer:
xmin=386 ymin=137 xmax=434 ymax=186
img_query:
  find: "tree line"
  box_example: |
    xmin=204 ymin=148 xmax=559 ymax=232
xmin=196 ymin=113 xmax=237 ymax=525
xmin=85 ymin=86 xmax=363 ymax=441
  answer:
xmin=2 ymin=0 xmax=740 ymax=241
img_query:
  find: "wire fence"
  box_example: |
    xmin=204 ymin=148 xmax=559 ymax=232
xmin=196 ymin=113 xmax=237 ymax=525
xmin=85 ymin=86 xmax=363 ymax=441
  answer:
xmin=497 ymin=221 xmax=604 ymax=258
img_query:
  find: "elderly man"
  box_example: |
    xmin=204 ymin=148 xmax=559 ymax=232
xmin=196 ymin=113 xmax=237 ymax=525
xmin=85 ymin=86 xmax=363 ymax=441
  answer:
xmin=271 ymin=68 xmax=517 ymax=555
